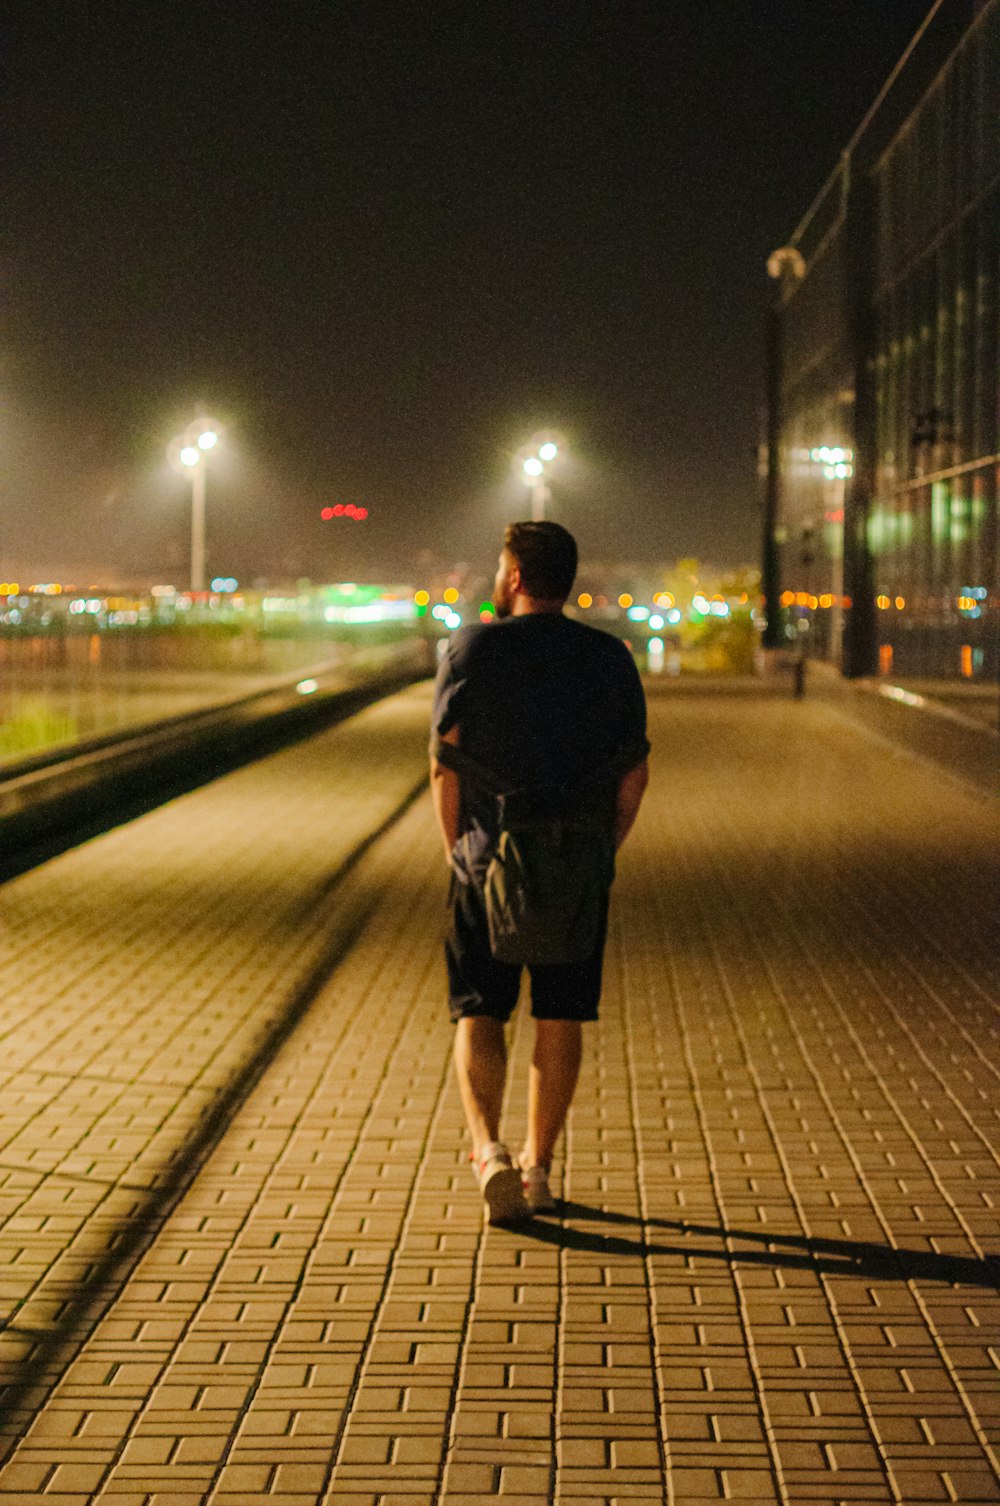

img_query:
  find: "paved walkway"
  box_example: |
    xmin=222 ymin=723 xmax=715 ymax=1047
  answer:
xmin=0 ymin=679 xmax=997 ymax=1504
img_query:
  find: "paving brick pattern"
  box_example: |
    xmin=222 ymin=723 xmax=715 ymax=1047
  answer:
xmin=1 ymin=679 xmax=997 ymax=1504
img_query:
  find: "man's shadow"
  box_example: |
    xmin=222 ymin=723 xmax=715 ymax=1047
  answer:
xmin=517 ymin=1201 xmax=1000 ymax=1290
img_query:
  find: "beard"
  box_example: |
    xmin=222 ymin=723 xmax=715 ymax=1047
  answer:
xmin=492 ymin=579 xmax=513 ymax=618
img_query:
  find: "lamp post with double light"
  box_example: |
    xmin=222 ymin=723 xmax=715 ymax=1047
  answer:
xmin=168 ymin=420 xmax=221 ymax=593
xmin=519 ymin=439 xmax=559 ymax=522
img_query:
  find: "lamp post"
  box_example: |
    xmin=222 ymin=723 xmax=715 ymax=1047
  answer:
xmin=520 ymin=440 xmax=559 ymax=521
xmin=763 ymin=247 xmax=805 ymax=653
xmin=170 ymin=421 xmax=220 ymax=592
xmin=812 ymin=445 xmax=852 ymax=665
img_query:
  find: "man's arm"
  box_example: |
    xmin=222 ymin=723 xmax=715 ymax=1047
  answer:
xmin=614 ymin=758 xmax=649 ymax=850
xmin=430 ymin=723 xmax=462 ymax=864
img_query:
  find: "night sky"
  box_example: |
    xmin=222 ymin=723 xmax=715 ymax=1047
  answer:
xmin=4 ymin=1 xmax=935 ymax=586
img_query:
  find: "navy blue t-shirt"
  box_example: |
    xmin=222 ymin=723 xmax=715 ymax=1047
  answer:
xmin=432 ymin=613 xmax=648 ymax=867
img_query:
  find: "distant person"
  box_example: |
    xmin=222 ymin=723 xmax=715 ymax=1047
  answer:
xmin=430 ymin=521 xmax=649 ymax=1224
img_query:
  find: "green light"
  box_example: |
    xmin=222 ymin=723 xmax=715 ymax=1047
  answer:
xmin=931 ymin=483 xmax=949 ymax=541
xmin=322 ymin=583 xmax=381 ymax=604
xmin=479 ymin=601 xmax=495 ymax=615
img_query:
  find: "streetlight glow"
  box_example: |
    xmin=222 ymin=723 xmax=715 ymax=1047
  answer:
xmin=516 ymin=433 xmax=565 ymax=520
xmin=169 ymin=417 xmax=224 ymax=593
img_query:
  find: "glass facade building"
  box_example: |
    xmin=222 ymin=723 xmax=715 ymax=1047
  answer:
xmin=765 ymin=0 xmax=998 ymax=683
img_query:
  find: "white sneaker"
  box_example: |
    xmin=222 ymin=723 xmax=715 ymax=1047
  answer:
xmin=471 ymin=1142 xmax=529 ymax=1225
xmin=519 ymin=1159 xmax=557 ymax=1214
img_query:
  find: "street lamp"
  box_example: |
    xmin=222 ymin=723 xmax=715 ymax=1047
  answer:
xmin=519 ymin=438 xmax=560 ymax=521
xmin=169 ymin=420 xmax=221 ymax=592
xmin=763 ymin=246 xmax=805 ymax=653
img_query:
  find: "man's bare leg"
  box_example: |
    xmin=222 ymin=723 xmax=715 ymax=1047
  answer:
xmin=522 ymin=1018 xmax=583 ymax=1168
xmin=453 ymin=1016 xmax=507 ymax=1156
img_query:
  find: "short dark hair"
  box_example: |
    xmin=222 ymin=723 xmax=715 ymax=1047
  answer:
xmin=504 ymin=521 xmax=578 ymax=601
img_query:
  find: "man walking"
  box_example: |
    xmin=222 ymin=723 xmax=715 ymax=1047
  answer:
xmin=430 ymin=522 xmax=649 ymax=1224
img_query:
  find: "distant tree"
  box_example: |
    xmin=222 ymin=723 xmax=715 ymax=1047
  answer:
xmin=719 ymin=565 xmax=761 ymax=599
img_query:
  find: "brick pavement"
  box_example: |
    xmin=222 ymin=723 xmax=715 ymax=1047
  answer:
xmin=0 ymin=677 xmax=998 ymax=1504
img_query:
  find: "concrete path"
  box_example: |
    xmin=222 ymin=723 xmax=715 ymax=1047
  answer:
xmin=0 ymin=678 xmax=997 ymax=1504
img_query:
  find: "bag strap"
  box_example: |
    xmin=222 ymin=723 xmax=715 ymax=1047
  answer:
xmin=431 ymin=738 xmax=508 ymax=795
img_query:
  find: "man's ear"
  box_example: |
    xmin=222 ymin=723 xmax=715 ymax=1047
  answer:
xmin=507 ymin=562 xmax=523 ymax=595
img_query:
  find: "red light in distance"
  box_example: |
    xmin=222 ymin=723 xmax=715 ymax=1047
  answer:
xmin=321 ymin=504 xmax=370 ymax=521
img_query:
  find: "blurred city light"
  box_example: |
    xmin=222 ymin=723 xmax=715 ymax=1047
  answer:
xmin=322 ymin=503 xmax=368 ymax=520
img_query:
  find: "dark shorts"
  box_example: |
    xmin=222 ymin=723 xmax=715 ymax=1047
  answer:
xmin=445 ymin=871 xmax=608 ymax=1024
